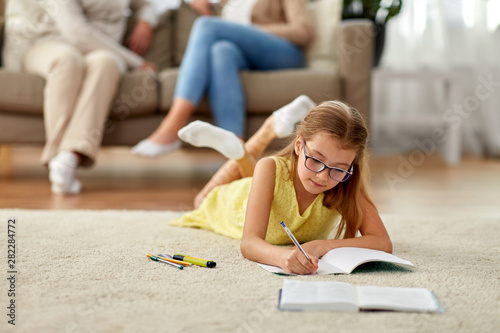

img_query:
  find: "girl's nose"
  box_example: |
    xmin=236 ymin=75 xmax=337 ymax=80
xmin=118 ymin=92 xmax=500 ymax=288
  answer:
xmin=317 ymin=168 xmax=330 ymax=181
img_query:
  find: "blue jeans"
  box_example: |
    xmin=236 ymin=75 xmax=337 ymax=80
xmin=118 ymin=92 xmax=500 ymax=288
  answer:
xmin=174 ymin=17 xmax=305 ymax=137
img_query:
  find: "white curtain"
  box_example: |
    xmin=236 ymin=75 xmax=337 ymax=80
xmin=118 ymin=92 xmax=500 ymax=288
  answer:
xmin=372 ymin=0 xmax=500 ymax=157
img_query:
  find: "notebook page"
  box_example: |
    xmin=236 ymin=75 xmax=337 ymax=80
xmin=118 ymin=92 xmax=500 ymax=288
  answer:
xmin=257 ymin=259 xmax=345 ymax=275
xmin=280 ymin=280 xmax=358 ymax=311
xmin=322 ymin=247 xmax=414 ymax=273
xmin=356 ymin=286 xmax=442 ymax=313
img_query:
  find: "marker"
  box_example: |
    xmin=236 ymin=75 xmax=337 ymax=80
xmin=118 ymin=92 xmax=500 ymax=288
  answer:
xmin=280 ymin=221 xmax=313 ymax=264
xmin=146 ymin=254 xmax=191 ymax=266
xmin=173 ymin=254 xmax=216 ymax=268
xmin=158 ymin=254 xmax=175 ymax=260
xmin=148 ymin=254 xmax=183 ymax=269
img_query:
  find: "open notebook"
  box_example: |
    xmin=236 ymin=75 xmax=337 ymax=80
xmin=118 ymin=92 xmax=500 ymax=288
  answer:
xmin=279 ymin=279 xmax=444 ymax=313
xmin=257 ymin=247 xmax=414 ymax=275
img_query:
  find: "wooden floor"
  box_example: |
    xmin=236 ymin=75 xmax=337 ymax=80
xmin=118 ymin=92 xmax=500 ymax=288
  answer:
xmin=1 ymin=145 xmax=499 ymax=216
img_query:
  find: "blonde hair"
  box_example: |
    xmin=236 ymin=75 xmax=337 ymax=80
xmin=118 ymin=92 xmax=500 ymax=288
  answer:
xmin=276 ymin=100 xmax=373 ymax=239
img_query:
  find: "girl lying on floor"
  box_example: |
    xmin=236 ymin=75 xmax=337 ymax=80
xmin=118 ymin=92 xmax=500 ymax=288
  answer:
xmin=170 ymin=96 xmax=392 ymax=275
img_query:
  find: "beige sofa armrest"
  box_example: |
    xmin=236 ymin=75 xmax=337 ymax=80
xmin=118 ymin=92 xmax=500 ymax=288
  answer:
xmin=339 ymin=19 xmax=374 ymax=126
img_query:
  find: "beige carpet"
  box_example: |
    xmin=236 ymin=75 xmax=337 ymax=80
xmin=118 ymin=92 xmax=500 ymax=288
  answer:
xmin=0 ymin=209 xmax=499 ymax=333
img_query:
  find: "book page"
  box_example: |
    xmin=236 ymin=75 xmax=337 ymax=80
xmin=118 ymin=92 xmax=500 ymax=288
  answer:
xmin=356 ymin=286 xmax=443 ymax=313
xmin=280 ymin=280 xmax=359 ymax=311
xmin=256 ymin=247 xmax=413 ymax=275
xmin=322 ymin=247 xmax=414 ymax=274
xmin=256 ymin=259 xmax=346 ymax=275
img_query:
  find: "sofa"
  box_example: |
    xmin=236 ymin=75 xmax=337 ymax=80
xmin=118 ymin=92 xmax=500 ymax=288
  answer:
xmin=0 ymin=2 xmax=374 ymax=148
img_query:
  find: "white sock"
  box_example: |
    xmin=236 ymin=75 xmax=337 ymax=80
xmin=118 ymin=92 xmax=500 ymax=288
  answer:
xmin=48 ymin=151 xmax=81 ymax=195
xmin=177 ymin=120 xmax=245 ymax=160
xmin=131 ymin=139 xmax=181 ymax=157
xmin=51 ymin=179 xmax=81 ymax=196
xmin=273 ymin=95 xmax=316 ymax=138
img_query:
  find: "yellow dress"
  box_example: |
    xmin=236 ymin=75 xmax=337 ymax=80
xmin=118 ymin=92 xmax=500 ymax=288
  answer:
xmin=169 ymin=156 xmax=340 ymax=245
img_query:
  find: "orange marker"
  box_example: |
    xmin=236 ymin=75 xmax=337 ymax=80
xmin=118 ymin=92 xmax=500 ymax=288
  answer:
xmin=146 ymin=254 xmax=192 ymax=266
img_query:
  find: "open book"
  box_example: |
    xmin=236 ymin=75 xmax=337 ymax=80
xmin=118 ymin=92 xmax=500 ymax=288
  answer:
xmin=257 ymin=247 xmax=414 ymax=275
xmin=279 ymin=280 xmax=444 ymax=313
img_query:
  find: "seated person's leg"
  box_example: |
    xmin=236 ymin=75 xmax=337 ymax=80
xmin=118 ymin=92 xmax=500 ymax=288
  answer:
xmin=131 ymin=17 xmax=226 ymax=156
xmin=132 ymin=17 xmax=305 ymax=158
xmin=24 ymin=40 xmax=86 ymax=194
xmin=208 ymin=40 xmax=249 ymax=138
xmin=59 ymin=49 xmax=125 ymax=168
xmin=51 ymin=49 xmax=124 ymax=195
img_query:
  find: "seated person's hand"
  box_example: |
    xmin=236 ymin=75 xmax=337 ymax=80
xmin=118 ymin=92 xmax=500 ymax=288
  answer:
xmin=141 ymin=61 xmax=157 ymax=72
xmin=127 ymin=21 xmax=153 ymax=56
xmin=190 ymin=0 xmax=214 ymax=15
xmin=280 ymin=248 xmax=319 ymax=275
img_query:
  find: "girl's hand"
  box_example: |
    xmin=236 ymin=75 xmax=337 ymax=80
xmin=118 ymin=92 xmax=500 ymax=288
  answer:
xmin=281 ymin=248 xmax=319 ymax=275
xmin=301 ymin=240 xmax=330 ymax=259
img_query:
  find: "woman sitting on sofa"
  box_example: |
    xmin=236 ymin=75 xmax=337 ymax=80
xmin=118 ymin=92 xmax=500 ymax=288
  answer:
xmin=3 ymin=0 xmax=158 ymax=195
xmin=132 ymin=0 xmax=315 ymax=157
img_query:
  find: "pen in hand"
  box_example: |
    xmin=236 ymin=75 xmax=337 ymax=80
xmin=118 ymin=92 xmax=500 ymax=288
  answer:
xmin=280 ymin=221 xmax=313 ymax=265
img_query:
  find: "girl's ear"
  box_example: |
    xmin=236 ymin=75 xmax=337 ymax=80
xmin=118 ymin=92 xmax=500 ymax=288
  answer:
xmin=294 ymin=135 xmax=302 ymax=155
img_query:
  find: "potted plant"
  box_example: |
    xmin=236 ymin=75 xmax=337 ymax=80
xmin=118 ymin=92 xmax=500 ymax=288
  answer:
xmin=342 ymin=0 xmax=403 ymax=66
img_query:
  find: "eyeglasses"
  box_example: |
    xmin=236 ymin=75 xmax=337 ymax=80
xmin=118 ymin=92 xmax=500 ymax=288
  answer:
xmin=302 ymin=140 xmax=353 ymax=182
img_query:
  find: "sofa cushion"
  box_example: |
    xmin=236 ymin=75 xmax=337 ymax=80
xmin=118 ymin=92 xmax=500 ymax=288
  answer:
xmin=109 ymin=70 xmax=158 ymax=118
xmin=0 ymin=112 xmax=46 ymax=144
xmin=0 ymin=68 xmax=158 ymax=118
xmin=172 ymin=1 xmax=199 ymax=66
xmin=157 ymin=68 xmax=179 ymax=112
xmin=305 ymin=0 xmax=343 ymax=72
xmin=157 ymin=68 xmax=341 ymax=114
xmin=240 ymin=70 xmax=342 ymax=112
xmin=0 ymin=69 xmax=44 ymax=114
xmin=125 ymin=9 xmax=175 ymax=71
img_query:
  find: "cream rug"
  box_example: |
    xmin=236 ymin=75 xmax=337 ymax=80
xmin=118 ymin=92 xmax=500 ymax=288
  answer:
xmin=0 ymin=209 xmax=499 ymax=333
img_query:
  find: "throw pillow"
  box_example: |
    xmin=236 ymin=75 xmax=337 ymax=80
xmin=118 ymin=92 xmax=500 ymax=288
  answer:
xmin=305 ymin=0 xmax=343 ymax=72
